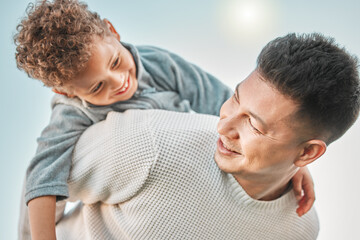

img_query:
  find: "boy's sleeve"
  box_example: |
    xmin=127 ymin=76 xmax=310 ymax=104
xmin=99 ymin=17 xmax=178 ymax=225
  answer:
xmin=140 ymin=46 xmax=234 ymax=116
xmin=25 ymin=103 xmax=93 ymax=204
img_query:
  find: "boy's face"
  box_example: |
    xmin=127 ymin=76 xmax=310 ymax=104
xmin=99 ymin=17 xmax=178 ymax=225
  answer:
xmin=65 ymin=33 xmax=138 ymax=106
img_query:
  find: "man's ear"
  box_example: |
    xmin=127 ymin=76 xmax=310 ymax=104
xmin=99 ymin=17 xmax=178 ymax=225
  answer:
xmin=103 ymin=19 xmax=120 ymax=41
xmin=294 ymin=140 xmax=327 ymax=167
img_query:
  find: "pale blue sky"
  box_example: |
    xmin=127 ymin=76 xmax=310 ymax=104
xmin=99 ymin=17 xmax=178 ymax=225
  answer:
xmin=1 ymin=1 xmax=359 ymax=239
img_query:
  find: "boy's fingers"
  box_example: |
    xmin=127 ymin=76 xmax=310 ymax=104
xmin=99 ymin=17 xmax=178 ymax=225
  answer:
xmin=296 ymin=207 xmax=303 ymax=217
xmin=296 ymin=183 xmax=316 ymax=217
xmin=303 ymin=197 xmax=313 ymax=215
xmin=296 ymin=197 xmax=307 ymax=217
xmin=292 ymin=176 xmax=303 ymax=201
xmin=302 ymin=183 xmax=316 ymax=214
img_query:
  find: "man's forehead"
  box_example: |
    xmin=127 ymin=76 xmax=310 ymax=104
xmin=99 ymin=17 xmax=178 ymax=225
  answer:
xmin=235 ymin=81 xmax=244 ymax=92
xmin=236 ymin=72 xmax=301 ymax=138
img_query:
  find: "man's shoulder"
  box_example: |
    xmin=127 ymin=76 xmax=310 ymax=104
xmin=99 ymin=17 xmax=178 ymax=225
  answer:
xmin=273 ymin=190 xmax=319 ymax=239
xmin=105 ymin=109 xmax=217 ymax=134
xmin=142 ymin=110 xmax=220 ymax=163
xmin=146 ymin=109 xmax=219 ymax=130
xmin=105 ymin=109 xmax=219 ymax=151
xmin=286 ymin=205 xmax=319 ymax=239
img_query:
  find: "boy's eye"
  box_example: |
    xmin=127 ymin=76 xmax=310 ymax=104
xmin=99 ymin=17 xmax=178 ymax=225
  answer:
xmin=92 ymin=82 xmax=103 ymax=93
xmin=112 ymin=57 xmax=119 ymax=68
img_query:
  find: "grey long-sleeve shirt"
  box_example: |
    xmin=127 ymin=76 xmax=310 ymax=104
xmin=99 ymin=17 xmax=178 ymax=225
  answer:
xmin=25 ymin=42 xmax=233 ymax=203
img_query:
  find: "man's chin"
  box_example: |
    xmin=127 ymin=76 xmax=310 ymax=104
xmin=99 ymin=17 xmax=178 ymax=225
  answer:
xmin=214 ymin=151 xmax=240 ymax=174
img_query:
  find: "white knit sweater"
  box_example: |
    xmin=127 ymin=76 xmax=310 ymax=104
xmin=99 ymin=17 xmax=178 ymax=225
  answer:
xmin=56 ymin=110 xmax=319 ymax=240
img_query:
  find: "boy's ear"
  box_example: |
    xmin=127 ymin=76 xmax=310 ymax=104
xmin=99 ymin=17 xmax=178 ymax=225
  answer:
xmin=104 ymin=19 xmax=120 ymax=41
xmin=52 ymin=88 xmax=75 ymax=98
xmin=294 ymin=140 xmax=327 ymax=167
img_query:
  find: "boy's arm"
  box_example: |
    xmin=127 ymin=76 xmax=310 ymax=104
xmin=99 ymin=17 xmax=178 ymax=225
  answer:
xmin=28 ymin=196 xmax=56 ymax=240
xmin=171 ymin=58 xmax=233 ymax=116
xmin=25 ymin=103 xmax=92 ymax=204
xmin=139 ymin=46 xmax=233 ymax=116
xmin=18 ymin=178 xmax=66 ymax=240
xmin=292 ymin=167 xmax=315 ymax=217
xmin=23 ymin=101 xmax=92 ymax=239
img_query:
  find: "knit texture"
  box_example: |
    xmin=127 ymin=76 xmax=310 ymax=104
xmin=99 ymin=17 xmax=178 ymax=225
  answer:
xmin=57 ymin=110 xmax=319 ymax=240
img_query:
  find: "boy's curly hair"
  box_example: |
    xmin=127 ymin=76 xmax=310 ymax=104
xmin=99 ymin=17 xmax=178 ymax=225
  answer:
xmin=14 ymin=0 xmax=107 ymax=88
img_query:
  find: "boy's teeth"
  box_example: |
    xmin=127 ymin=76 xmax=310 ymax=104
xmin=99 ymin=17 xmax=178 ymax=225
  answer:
xmin=118 ymin=80 xmax=128 ymax=92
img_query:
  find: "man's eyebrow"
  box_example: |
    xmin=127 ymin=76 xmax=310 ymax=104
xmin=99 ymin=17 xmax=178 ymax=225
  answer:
xmin=235 ymin=82 xmax=242 ymax=98
xmin=236 ymin=81 xmax=268 ymax=129
xmin=249 ymin=111 xmax=268 ymax=129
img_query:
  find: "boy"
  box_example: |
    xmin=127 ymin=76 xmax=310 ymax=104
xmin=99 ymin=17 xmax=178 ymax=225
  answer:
xmin=15 ymin=0 xmax=314 ymax=239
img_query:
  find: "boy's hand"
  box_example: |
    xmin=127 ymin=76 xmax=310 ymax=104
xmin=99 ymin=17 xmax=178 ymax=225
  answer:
xmin=292 ymin=167 xmax=315 ymax=217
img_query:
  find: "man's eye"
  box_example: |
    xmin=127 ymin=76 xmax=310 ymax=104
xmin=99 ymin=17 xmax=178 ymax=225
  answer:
xmin=112 ymin=57 xmax=119 ymax=68
xmin=232 ymin=93 xmax=239 ymax=102
xmin=93 ymin=82 xmax=103 ymax=93
xmin=248 ymin=118 xmax=261 ymax=134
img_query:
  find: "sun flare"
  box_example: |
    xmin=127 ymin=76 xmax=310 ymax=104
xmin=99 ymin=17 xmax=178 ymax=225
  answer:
xmin=217 ymin=0 xmax=280 ymax=43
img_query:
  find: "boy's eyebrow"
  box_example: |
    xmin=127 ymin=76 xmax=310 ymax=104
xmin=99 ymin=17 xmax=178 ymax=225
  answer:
xmin=87 ymin=52 xmax=118 ymax=93
xmin=87 ymin=51 xmax=118 ymax=93
xmin=108 ymin=51 xmax=117 ymax=68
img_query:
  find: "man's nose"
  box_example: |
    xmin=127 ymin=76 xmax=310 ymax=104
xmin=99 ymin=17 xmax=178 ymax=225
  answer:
xmin=217 ymin=115 xmax=240 ymax=139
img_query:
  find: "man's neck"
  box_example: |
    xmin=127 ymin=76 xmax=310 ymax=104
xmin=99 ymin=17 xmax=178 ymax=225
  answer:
xmin=233 ymin=173 xmax=294 ymax=201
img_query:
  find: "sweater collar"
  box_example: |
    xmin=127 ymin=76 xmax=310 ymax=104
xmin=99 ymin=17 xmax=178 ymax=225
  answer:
xmin=226 ymin=173 xmax=297 ymax=213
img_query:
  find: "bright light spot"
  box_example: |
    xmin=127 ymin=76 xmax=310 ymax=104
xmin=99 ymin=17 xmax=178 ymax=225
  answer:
xmin=234 ymin=2 xmax=259 ymax=26
xmin=216 ymin=0 xmax=280 ymax=44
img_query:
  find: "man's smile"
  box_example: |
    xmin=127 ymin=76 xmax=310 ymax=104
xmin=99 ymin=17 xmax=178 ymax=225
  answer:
xmin=217 ymin=137 xmax=242 ymax=156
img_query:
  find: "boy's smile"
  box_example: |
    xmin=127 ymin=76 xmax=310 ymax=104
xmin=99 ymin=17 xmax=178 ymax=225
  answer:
xmin=114 ymin=76 xmax=131 ymax=95
xmin=63 ymin=26 xmax=138 ymax=106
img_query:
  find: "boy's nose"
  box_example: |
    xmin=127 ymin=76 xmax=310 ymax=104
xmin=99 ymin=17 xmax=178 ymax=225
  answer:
xmin=109 ymin=74 xmax=126 ymax=90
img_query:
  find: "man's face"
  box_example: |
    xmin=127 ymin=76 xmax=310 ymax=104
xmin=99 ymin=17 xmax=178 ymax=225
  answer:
xmin=215 ymin=71 xmax=305 ymax=181
xmin=65 ymin=33 xmax=138 ymax=106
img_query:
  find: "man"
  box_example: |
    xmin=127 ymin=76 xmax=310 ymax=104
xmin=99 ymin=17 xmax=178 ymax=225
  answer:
xmin=55 ymin=33 xmax=359 ymax=239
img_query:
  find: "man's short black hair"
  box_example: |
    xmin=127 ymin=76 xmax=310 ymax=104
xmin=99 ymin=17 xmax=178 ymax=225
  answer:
xmin=257 ymin=33 xmax=360 ymax=144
